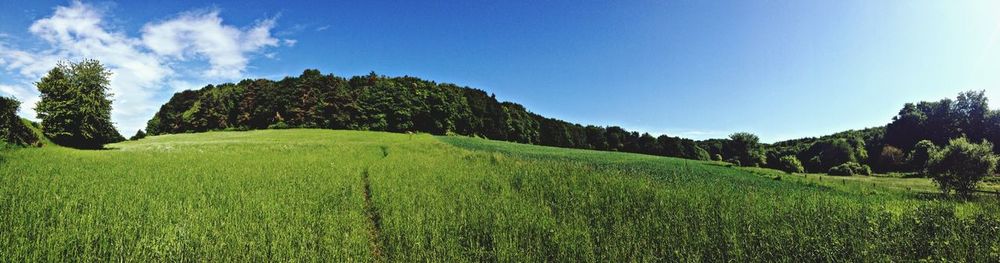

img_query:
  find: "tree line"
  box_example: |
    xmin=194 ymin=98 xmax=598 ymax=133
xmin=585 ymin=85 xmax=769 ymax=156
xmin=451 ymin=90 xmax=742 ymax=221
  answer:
xmin=141 ymin=70 xmax=1000 ymax=197
xmin=3 ymin=60 xmax=997 ymax=197
xmin=745 ymin=91 xmax=999 ymax=197
xmin=760 ymin=91 xmax=998 ymax=173
xmin=145 ymin=69 xmax=712 ymax=160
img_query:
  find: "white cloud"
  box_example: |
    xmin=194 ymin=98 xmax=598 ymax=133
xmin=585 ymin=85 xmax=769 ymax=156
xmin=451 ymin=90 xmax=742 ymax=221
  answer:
xmin=0 ymin=1 xmax=286 ymax=137
xmin=282 ymin=39 xmax=297 ymax=47
xmin=0 ymin=84 xmax=41 ymax=119
xmin=141 ymin=10 xmax=279 ymax=78
xmin=9 ymin=1 xmax=170 ymax=136
xmin=0 ymin=46 xmax=62 ymax=78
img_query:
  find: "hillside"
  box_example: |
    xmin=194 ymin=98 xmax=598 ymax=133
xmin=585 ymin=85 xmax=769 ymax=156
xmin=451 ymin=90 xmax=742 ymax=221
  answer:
xmin=142 ymin=69 xmax=1000 ymax=181
xmin=144 ymin=70 xmax=709 ymax=161
xmin=1 ymin=129 xmax=998 ymax=261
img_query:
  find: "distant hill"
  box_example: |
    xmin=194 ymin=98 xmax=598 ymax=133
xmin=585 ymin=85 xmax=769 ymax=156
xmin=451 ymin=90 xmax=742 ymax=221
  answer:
xmin=146 ymin=69 xmax=709 ymax=160
xmin=146 ymin=71 xmax=999 ymax=175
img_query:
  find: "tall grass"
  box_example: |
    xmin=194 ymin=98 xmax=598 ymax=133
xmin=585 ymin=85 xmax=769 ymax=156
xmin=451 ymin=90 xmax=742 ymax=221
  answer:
xmin=0 ymin=129 xmax=998 ymax=261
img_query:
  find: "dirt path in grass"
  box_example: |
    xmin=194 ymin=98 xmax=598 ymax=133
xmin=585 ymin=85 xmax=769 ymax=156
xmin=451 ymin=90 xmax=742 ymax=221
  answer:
xmin=362 ymin=146 xmax=389 ymax=262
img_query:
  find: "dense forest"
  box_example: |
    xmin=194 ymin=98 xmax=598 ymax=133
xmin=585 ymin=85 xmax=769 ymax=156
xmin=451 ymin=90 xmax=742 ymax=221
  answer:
xmin=145 ymin=70 xmax=999 ymax=177
xmin=145 ymin=70 xmax=711 ymax=160
xmin=762 ymin=91 xmax=999 ymax=175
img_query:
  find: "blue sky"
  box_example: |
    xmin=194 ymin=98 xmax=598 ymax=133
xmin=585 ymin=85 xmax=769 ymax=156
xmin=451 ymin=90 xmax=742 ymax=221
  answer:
xmin=1 ymin=1 xmax=998 ymax=142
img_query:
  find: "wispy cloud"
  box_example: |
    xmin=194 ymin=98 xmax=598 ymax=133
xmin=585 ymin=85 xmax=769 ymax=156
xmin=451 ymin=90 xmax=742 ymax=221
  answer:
xmin=0 ymin=1 xmax=287 ymax=136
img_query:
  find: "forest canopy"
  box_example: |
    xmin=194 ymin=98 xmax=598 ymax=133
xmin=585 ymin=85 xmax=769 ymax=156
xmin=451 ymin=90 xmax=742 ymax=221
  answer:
xmin=763 ymin=91 xmax=1000 ymax=177
xmin=145 ymin=70 xmax=711 ymax=160
xmin=145 ymin=70 xmax=1000 ymax=177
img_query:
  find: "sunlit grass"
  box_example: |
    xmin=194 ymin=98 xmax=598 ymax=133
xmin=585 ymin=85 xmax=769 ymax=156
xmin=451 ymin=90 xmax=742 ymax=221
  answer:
xmin=1 ymin=129 xmax=998 ymax=261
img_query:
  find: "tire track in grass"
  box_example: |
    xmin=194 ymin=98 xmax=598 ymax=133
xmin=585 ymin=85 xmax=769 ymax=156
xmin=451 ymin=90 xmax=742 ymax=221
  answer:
xmin=362 ymin=145 xmax=388 ymax=262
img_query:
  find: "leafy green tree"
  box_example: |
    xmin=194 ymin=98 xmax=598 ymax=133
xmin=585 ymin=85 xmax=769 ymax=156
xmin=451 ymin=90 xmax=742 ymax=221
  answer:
xmin=877 ymin=145 xmax=906 ymax=172
xmin=584 ymin=125 xmax=607 ymax=150
xmin=777 ymin=155 xmax=805 ymax=174
xmin=0 ymin=96 xmax=39 ymax=147
xmin=908 ymin=140 xmax=937 ymax=173
xmin=919 ymin=99 xmax=959 ymax=145
xmin=129 ymin=129 xmax=147 ymax=141
xmin=636 ymin=133 xmax=657 ymax=154
xmin=698 ymin=139 xmax=727 ymax=160
xmin=605 ymin=126 xmax=627 ymax=151
xmin=954 ymin=90 xmax=989 ymax=141
xmin=728 ymin=132 xmax=763 ymax=167
xmin=35 ymin=60 xmax=121 ymax=149
xmin=885 ymin=103 xmax=927 ymax=151
xmin=927 ymin=137 xmax=998 ymax=198
xmin=819 ymin=139 xmax=857 ymax=168
xmin=988 ymin=110 xmax=1000 ymax=152
xmin=800 ymin=138 xmax=863 ymax=172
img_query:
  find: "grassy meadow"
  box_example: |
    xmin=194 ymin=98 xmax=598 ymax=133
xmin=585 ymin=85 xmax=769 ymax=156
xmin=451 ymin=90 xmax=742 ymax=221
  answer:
xmin=1 ymin=129 xmax=999 ymax=261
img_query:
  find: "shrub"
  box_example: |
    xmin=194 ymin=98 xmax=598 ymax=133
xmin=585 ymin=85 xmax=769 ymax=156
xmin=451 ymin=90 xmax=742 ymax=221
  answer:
xmin=777 ymin=155 xmax=804 ymax=174
xmin=828 ymin=162 xmax=869 ymax=176
xmin=712 ymin=154 xmax=723 ymax=162
xmin=927 ymin=138 xmax=998 ymax=198
xmin=858 ymin=164 xmax=873 ymax=176
xmin=268 ymin=121 xmax=291 ymax=129
xmin=828 ymin=164 xmax=854 ymax=176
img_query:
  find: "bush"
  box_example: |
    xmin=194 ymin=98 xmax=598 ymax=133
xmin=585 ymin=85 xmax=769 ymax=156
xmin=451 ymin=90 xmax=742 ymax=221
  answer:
xmin=777 ymin=155 xmax=804 ymax=174
xmin=268 ymin=121 xmax=291 ymax=129
xmin=828 ymin=162 xmax=869 ymax=176
xmin=927 ymin=138 xmax=998 ymax=198
xmin=712 ymin=154 xmax=723 ymax=161
xmin=858 ymin=164 xmax=873 ymax=175
xmin=828 ymin=164 xmax=854 ymax=176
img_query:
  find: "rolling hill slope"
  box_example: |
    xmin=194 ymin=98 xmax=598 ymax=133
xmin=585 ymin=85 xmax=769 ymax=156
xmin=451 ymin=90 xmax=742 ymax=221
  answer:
xmin=1 ymin=129 xmax=998 ymax=261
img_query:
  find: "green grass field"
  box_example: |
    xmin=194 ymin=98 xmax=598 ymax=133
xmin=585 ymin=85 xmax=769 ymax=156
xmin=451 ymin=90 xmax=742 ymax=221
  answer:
xmin=1 ymin=129 xmax=999 ymax=261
